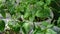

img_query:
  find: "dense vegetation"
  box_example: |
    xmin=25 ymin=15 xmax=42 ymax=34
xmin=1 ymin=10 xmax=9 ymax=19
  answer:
xmin=0 ymin=0 xmax=60 ymax=34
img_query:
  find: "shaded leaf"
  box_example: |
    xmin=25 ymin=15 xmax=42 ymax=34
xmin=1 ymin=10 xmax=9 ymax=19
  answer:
xmin=0 ymin=10 xmax=6 ymax=18
xmin=0 ymin=20 xmax=5 ymax=32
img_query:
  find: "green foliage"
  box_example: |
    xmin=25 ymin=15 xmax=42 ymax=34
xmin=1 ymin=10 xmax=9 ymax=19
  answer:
xmin=45 ymin=0 xmax=52 ymax=5
xmin=46 ymin=29 xmax=57 ymax=34
xmin=0 ymin=20 xmax=5 ymax=32
xmin=33 ymin=21 xmax=56 ymax=34
xmin=0 ymin=1 xmax=6 ymax=18
xmin=0 ymin=0 xmax=58 ymax=34
xmin=33 ymin=29 xmax=56 ymax=34
xmin=0 ymin=10 xmax=6 ymax=18
xmin=22 ymin=0 xmax=51 ymax=21
xmin=8 ymin=20 xmax=21 ymax=32
xmin=22 ymin=22 xmax=33 ymax=34
xmin=36 ymin=7 xmax=50 ymax=19
xmin=0 ymin=0 xmax=51 ymax=21
xmin=57 ymin=17 xmax=60 ymax=27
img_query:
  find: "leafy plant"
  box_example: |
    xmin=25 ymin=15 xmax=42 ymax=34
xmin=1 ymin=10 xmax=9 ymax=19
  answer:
xmin=0 ymin=0 xmax=52 ymax=21
xmin=0 ymin=0 xmax=58 ymax=34
xmin=33 ymin=21 xmax=56 ymax=34
xmin=22 ymin=0 xmax=51 ymax=21
xmin=8 ymin=20 xmax=21 ymax=32
xmin=0 ymin=0 xmax=6 ymax=18
xmin=0 ymin=20 xmax=5 ymax=32
xmin=22 ymin=21 xmax=33 ymax=34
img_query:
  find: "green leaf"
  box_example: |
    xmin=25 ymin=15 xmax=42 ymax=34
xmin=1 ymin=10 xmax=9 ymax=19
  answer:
xmin=33 ymin=29 xmax=56 ymax=34
xmin=41 ymin=21 xmax=49 ymax=27
xmin=45 ymin=0 xmax=52 ymax=5
xmin=36 ymin=7 xmax=50 ymax=19
xmin=24 ymin=5 xmax=31 ymax=19
xmin=36 ymin=1 xmax=44 ymax=6
xmin=0 ymin=10 xmax=6 ymax=18
xmin=8 ymin=20 xmax=20 ymax=32
xmin=33 ymin=31 xmax=44 ymax=34
xmin=24 ymin=11 xmax=31 ymax=19
xmin=0 ymin=20 xmax=5 ymax=32
xmin=57 ymin=17 xmax=60 ymax=27
xmin=46 ymin=29 xmax=57 ymax=34
xmin=29 ymin=16 xmax=35 ymax=21
xmin=0 ymin=0 xmax=2 ymax=2
xmin=22 ymin=22 xmax=32 ymax=34
xmin=0 ymin=0 xmax=3 ymax=2
xmin=9 ymin=7 xmax=15 ymax=15
xmin=57 ymin=17 xmax=60 ymax=24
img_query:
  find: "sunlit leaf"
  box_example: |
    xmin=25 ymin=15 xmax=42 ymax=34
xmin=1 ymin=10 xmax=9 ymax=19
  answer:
xmin=45 ymin=0 xmax=52 ymax=5
xmin=46 ymin=29 xmax=57 ymax=34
